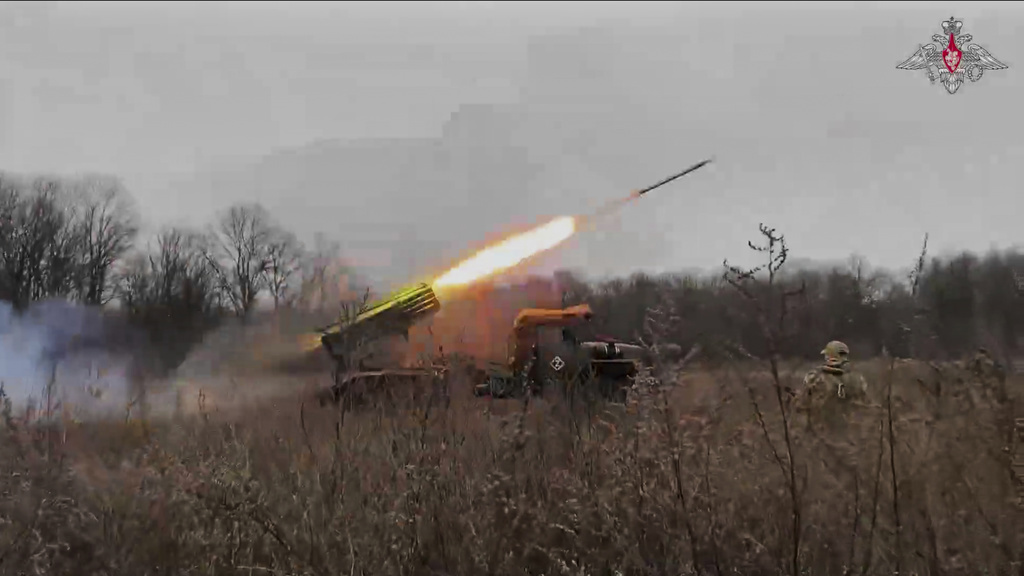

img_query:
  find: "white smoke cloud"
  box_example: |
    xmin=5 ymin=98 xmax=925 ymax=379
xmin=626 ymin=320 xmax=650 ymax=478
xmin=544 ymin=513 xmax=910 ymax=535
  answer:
xmin=0 ymin=299 xmax=135 ymax=420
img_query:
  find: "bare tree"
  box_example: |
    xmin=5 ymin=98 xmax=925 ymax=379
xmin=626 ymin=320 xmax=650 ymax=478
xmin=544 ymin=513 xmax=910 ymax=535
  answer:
xmin=114 ymin=226 xmax=224 ymax=377
xmin=265 ymin=228 xmax=304 ymax=309
xmin=204 ymin=203 xmax=274 ymax=317
xmin=297 ymin=232 xmax=344 ymax=312
xmin=0 ymin=174 xmax=138 ymax=307
xmin=70 ymin=174 xmax=139 ymax=305
xmin=40 ymin=192 xmax=82 ymax=300
xmin=117 ymin=229 xmax=219 ymax=314
xmin=0 ymin=174 xmax=22 ymax=302
xmin=0 ymin=177 xmax=83 ymax=307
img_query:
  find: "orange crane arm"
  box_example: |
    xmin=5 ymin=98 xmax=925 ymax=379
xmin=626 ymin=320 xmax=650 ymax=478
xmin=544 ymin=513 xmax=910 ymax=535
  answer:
xmin=512 ymin=304 xmax=594 ymax=332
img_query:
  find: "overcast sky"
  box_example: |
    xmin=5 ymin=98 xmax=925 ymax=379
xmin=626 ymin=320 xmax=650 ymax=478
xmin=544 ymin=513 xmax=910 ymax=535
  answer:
xmin=1 ymin=1 xmax=1022 ymax=285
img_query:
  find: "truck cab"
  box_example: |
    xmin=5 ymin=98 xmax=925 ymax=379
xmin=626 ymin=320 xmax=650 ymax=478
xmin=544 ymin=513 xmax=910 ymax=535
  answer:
xmin=476 ymin=304 xmax=644 ymax=401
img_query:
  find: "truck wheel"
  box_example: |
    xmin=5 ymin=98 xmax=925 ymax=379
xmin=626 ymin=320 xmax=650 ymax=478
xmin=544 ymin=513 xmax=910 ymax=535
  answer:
xmin=598 ymin=375 xmax=628 ymax=404
xmin=610 ymin=383 xmax=628 ymax=404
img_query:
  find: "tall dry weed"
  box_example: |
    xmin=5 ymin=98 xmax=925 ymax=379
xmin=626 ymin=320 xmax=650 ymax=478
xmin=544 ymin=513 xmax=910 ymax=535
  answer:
xmin=0 ymin=360 xmax=1020 ymax=576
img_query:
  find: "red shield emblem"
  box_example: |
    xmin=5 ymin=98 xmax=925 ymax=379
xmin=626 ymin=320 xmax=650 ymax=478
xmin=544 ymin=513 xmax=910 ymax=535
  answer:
xmin=942 ymin=33 xmax=962 ymax=73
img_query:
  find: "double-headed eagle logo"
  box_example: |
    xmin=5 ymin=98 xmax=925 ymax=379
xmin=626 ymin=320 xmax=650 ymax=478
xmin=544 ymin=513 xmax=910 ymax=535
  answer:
xmin=897 ymin=17 xmax=1008 ymax=94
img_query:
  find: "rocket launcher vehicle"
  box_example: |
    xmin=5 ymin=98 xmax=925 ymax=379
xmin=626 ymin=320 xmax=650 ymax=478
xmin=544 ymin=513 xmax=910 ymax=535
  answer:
xmin=309 ymin=156 xmax=712 ymax=405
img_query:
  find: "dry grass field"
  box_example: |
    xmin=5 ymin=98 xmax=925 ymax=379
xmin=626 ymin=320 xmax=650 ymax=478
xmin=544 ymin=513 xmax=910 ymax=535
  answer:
xmin=1 ymin=355 xmax=1020 ymax=576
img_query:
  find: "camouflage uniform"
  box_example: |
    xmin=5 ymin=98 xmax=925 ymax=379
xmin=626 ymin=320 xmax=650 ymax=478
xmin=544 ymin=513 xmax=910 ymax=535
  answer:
xmin=794 ymin=342 xmax=869 ymax=414
xmin=792 ymin=341 xmax=872 ymax=473
xmin=963 ymin=347 xmax=1007 ymax=384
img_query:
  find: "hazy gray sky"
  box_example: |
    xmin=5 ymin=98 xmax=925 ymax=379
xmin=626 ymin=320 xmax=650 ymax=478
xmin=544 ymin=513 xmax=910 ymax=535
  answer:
xmin=1 ymin=1 xmax=1022 ymax=286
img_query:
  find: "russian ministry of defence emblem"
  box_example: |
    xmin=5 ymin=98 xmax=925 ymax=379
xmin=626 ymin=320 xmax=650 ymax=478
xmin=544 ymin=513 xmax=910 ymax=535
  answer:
xmin=897 ymin=17 xmax=1008 ymax=94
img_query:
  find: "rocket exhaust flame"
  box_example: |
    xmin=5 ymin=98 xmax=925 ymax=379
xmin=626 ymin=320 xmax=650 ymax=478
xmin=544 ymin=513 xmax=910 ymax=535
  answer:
xmin=431 ymin=159 xmax=711 ymax=289
xmin=432 ymin=216 xmax=577 ymax=288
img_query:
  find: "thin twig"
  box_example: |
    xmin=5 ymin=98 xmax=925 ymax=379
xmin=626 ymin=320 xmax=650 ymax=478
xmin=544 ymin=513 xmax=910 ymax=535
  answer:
xmin=886 ymin=356 xmax=903 ymax=575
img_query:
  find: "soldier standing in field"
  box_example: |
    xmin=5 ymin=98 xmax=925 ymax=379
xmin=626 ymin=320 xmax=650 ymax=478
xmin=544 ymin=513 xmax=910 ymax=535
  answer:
xmin=792 ymin=341 xmax=871 ymax=432
xmin=964 ymin=347 xmax=1007 ymax=384
xmin=797 ymin=341 xmax=868 ymax=404
xmin=792 ymin=340 xmax=873 ymax=477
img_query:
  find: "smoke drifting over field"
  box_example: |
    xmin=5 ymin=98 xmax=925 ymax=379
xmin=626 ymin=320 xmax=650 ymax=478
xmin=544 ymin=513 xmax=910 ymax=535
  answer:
xmin=0 ymin=300 xmax=137 ymax=419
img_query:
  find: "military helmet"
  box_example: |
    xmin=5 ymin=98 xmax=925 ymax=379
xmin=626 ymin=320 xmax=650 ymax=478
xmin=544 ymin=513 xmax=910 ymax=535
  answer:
xmin=821 ymin=340 xmax=850 ymax=369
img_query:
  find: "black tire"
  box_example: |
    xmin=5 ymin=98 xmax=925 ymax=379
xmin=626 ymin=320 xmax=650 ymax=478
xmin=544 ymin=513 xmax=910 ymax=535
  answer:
xmin=608 ymin=380 xmax=629 ymax=404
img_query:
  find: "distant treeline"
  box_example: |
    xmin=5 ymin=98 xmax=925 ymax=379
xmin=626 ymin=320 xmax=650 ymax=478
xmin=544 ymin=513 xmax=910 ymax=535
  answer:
xmin=1 ymin=171 xmax=1021 ymax=370
xmin=550 ymin=241 xmax=1024 ymax=362
xmin=0 ymin=171 xmax=354 ymax=374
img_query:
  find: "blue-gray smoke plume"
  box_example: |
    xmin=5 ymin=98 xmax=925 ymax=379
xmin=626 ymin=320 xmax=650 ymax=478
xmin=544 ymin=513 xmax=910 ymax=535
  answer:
xmin=0 ymin=299 xmax=134 ymax=419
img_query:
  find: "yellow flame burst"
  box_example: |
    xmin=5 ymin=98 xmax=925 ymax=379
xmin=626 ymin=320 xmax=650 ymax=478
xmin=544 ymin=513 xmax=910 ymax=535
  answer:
xmin=301 ymin=332 xmax=325 ymax=353
xmin=432 ymin=216 xmax=577 ymax=288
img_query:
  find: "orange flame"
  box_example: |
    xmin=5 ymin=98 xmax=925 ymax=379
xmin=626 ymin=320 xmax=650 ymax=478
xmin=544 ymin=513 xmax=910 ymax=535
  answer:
xmin=432 ymin=216 xmax=577 ymax=289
